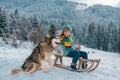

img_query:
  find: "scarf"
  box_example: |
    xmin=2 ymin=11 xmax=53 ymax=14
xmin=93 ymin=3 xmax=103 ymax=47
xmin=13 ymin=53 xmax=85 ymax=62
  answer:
xmin=61 ymin=35 xmax=72 ymax=48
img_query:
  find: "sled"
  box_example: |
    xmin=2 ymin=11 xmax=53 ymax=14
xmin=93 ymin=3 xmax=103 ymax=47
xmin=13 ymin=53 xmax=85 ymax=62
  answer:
xmin=53 ymin=54 xmax=100 ymax=72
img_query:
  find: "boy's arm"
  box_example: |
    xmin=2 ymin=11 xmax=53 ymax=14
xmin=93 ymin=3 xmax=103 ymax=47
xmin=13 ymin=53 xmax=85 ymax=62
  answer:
xmin=71 ymin=39 xmax=75 ymax=50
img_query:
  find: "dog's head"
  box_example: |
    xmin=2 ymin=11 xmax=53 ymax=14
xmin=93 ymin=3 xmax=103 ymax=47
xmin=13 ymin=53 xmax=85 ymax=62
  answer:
xmin=43 ymin=25 xmax=60 ymax=48
xmin=51 ymin=37 xmax=60 ymax=48
xmin=45 ymin=33 xmax=60 ymax=48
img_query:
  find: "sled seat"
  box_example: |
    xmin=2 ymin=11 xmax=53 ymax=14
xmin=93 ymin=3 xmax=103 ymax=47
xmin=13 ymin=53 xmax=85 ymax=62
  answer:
xmin=53 ymin=53 xmax=100 ymax=72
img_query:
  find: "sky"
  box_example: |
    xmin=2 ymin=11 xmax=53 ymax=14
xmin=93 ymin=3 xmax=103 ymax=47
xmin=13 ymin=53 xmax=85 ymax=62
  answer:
xmin=68 ymin=0 xmax=120 ymax=7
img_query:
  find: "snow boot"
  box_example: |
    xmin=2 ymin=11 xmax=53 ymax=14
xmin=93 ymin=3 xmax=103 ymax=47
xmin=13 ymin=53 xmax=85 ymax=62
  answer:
xmin=70 ymin=63 xmax=77 ymax=71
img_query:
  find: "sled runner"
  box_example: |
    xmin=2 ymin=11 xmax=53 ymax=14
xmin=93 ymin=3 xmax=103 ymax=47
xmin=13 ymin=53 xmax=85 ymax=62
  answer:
xmin=54 ymin=54 xmax=100 ymax=72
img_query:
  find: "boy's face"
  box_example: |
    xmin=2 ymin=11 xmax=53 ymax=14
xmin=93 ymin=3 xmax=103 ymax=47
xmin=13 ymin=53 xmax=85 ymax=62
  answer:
xmin=64 ymin=29 xmax=71 ymax=36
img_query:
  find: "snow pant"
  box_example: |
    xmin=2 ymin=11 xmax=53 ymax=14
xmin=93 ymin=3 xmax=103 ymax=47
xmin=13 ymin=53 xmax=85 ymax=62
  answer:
xmin=67 ymin=50 xmax=88 ymax=64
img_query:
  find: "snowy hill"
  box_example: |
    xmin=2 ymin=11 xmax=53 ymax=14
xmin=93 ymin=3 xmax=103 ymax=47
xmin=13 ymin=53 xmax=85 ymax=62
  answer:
xmin=85 ymin=5 xmax=120 ymax=20
xmin=0 ymin=41 xmax=120 ymax=80
xmin=0 ymin=0 xmax=120 ymax=31
xmin=0 ymin=0 xmax=79 ymax=16
xmin=0 ymin=0 xmax=120 ymax=22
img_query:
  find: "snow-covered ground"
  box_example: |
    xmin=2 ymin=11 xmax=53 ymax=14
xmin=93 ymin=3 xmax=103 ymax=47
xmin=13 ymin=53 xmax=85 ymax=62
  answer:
xmin=0 ymin=41 xmax=120 ymax=80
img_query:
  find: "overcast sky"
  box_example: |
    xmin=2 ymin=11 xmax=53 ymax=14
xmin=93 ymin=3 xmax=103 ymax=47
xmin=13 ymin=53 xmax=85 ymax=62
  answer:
xmin=68 ymin=0 xmax=120 ymax=7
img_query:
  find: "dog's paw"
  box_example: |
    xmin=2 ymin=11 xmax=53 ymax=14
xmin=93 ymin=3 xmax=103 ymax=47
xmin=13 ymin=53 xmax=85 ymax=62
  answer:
xmin=51 ymin=66 xmax=57 ymax=69
xmin=26 ymin=72 xmax=32 ymax=76
xmin=42 ymin=68 xmax=49 ymax=73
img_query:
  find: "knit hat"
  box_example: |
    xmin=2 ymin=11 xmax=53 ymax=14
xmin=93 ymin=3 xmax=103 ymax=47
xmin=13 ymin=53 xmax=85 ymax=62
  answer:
xmin=63 ymin=25 xmax=72 ymax=32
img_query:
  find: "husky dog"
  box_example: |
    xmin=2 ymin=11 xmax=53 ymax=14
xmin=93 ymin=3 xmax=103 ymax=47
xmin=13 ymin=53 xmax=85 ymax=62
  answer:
xmin=10 ymin=25 xmax=60 ymax=75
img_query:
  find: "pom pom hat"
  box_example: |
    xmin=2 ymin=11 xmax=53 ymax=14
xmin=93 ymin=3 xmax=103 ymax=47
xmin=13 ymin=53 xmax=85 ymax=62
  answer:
xmin=63 ymin=25 xmax=72 ymax=32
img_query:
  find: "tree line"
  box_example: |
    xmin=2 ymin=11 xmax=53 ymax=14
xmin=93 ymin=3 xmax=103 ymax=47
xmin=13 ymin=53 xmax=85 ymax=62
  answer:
xmin=0 ymin=8 xmax=46 ymax=47
xmin=73 ymin=22 xmax=120 ymax=53
xmin=0 ymin=7 xmax=120 ymax=53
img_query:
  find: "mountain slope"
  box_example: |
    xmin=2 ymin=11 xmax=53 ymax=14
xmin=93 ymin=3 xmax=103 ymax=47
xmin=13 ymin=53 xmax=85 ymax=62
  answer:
xmin=0 ymin=41 xmax=120 ymax=80
xmin=0 ymin=0 xmax=120 ymax=29
xmin=85 ymin=5 xmax=120 ymax=20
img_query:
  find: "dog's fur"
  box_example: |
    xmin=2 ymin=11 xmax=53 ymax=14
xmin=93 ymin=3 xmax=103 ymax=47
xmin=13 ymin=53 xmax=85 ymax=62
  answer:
xmin=10 ymin=25 xmax=60 ymax=75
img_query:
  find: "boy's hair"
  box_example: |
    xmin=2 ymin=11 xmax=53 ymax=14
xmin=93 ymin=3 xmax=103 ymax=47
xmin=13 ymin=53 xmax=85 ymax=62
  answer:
xmin=60 ymin=28 xmax=69 ymax=37
xmin=60 ymin=25 xmax=73 ymax=41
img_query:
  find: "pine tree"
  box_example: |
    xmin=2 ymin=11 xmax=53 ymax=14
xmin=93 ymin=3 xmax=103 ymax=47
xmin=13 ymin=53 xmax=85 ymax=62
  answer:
xmin=86 ymin=22 xmax=97 ymax=48
xmin=101 ymin=26 xmax=109 ymax=51
xmin=107 ymin=22 xmax=117 ymax=52
xmin=19 ymin=17 xmax=29 ymax=41
xmin=32 ymin=15 xmax=39 ymax=28
xmin=117 ymin=28 xmax=120 ymax=53
xmin=0 ymin=7 xmax=8 ymax=43
xmin=9 ymin=10 xmax=21 ymax=47
xmin=15 ymin=9 xmax=19 ymax=19
xmin=96 ymin=24 xmax=102 ymax=49
xmin=0 ymin=7 xmax=3 ymax=36
xmin=29 ymin=15 xmax=46 ymax=44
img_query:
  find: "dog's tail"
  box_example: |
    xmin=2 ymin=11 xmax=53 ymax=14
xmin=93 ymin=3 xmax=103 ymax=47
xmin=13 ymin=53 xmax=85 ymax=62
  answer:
xmin=10 ymin=68 xmax=23 ymax=76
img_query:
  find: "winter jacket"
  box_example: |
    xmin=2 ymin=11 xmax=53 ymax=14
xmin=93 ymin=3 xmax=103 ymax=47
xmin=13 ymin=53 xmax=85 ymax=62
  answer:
xmin=60 ymin=36 xmax=75 ymax=56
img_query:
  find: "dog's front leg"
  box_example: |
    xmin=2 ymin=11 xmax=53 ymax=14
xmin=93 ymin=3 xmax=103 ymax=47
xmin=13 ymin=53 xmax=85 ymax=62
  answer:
xmin=41 ymin=60 xmax=49 ymax=73
xmin=48 ymin=58 xmax=56 ymax=69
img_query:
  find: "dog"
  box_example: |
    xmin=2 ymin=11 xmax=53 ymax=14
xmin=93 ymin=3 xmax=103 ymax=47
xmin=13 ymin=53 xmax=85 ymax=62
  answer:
xmin=10 ymin=25 xmax=60 ymax=75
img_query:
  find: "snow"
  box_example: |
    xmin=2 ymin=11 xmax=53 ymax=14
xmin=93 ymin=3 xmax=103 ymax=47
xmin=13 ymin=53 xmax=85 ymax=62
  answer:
xmin=0 ymin=41 xmax=120 ymax=80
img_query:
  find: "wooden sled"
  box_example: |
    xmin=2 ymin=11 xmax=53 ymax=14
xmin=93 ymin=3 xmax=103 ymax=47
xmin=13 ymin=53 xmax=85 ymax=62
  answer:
xmin=54 ymin=54 xmax=100 ymax=72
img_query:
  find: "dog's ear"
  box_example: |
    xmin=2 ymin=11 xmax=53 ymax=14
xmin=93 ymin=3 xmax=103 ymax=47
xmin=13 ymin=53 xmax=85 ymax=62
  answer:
xmin=49 ymin=25 xmax=57 ymax=38
xmin=46 ymin=34 xmax=51 ymax=38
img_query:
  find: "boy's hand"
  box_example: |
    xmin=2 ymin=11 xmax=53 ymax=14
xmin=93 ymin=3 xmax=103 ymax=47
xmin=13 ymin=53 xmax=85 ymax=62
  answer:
xmin=75 ymin=45 xmax=81 ymax=50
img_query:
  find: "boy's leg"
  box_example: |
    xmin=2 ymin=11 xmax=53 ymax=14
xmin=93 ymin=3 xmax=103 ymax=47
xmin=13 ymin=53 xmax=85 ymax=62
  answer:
xmin=79 ymin=51 xmax=88 ymax=69
xmin=67 ymin=50 xmax=81 ymax=70
xmin=67 ymin=50 xmax=80 ymax=64
xmin=79 ymin=51 xmax=88 ymax=59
